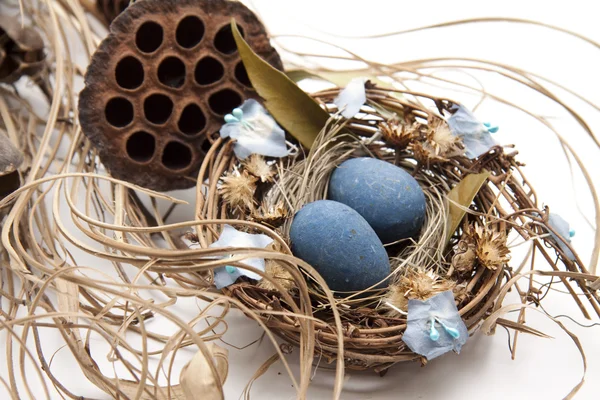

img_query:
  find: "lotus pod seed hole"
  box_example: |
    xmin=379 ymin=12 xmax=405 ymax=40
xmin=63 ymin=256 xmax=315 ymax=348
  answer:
xmin=157 ymin=57 xmax=186 ymax=88
xmin=178 ymin=104 xmax=206 ymax=135
xmin=194 ymin=56 xmax=225 ymax=85
xmin=208 ymin=89 xmax=243 ymax=115
xmin=135 ymin=21 xmax=163 ymax=53
xmin=115 ymin=56 xmax=144 ymax=89
xmin=144 ymin=94 xmax=173 ymax=125
xmin=201 ymin=139 xmax=213 ymax=154
xmin=105 ymin=97 xmax=134 ymax=128
xmin=234 ymin=61 xmax=251 ymax=87
xmin=126 ymin=131 xmax=156 ymax=163
xmin=214 ymin=24 xmax=244 ymax=54
xmin=162 ymin=141 xmax=193 ymax=170
xmin=176 ymin=16 xmax=205 ymax=49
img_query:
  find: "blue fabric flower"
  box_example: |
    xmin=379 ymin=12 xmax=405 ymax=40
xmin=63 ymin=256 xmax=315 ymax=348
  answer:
xmin=333 ymin=78 xmax=366 ymax=118
xmin=210 ymin=225 xmax=274 ymax=289
xmin=219 ymin=99 xmax=288 ymax=160
xmin=402 ymin=291 xmax=469 ymax=360
xmin=547 ymin=213 xmax=576 ymax=261
xmin=447 ymin=104 xmax=498 ymax=159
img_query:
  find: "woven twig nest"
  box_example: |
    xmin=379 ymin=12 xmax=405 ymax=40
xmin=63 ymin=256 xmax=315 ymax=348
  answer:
xmin=79 ymin=0 xmax=282 ymax=191
xmin=0 ymin=15 xmax=45 ymax=84
xmin=196 ymin=87 xmax=599 ymax=372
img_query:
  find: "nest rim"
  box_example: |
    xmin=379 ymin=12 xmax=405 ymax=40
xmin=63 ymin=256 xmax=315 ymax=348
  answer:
xmin=197 ymin=87 xmax=592 ymax=372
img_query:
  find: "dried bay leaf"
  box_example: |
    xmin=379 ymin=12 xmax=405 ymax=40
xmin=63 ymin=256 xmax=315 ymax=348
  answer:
xmin=180 ymin=343 xmax=229 ymax=400
xmin=445 ymin=170 xmax=490 ymax=244
xmin=232 ymin=21 xmax=329 ymax=149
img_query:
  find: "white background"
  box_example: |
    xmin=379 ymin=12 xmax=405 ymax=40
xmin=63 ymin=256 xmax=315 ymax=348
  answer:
xmin=2 ymin=0 xmax=600 ymax=399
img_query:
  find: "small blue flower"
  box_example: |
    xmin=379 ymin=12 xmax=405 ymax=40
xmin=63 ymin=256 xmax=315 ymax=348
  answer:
xmin=219 ymin=99 xmax=288 ymax=160
xmin=402 ymin=291 xmax=468 ymax=360
xmin=447 ymin=104 xmax=499 ymax=159
xmin=210 ymin=225 xmax=274 ymax=289
xmin=547 ymin=213 xmax=576 ymax=261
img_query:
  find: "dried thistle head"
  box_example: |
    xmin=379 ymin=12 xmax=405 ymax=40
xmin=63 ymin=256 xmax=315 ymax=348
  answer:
xmin=410 ymin=140 xmax=449 ymax=167
xmin=385 ymin=269 xmax=455 ymax=312
xmin=252 ymin=201 xmax=288 ymax=228
xmin=242 ymin=154 xmax=275 ymax=183
xmin=473 ymin=225 xmax=510 ymax=270
xmin=410 ymin=117 xmax=464 ymax=167
xmin=457 ymin=224 xmax=510 ymax=272
xmin=379 ymin=118 xmax=420 ymax=149
xmin=258 ymin=260 xmax=296 ymax=292
xmin=426 ymin=118 xmax=463 ymax=157
xmin=219 ymin=169 xmax=257 ymax=210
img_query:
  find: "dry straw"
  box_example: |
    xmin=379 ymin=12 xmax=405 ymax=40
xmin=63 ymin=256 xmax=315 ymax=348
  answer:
xmin=0 ymin=1 xmax=598 ymax=399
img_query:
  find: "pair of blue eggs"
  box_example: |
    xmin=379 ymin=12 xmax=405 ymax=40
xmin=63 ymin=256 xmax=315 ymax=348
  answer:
xmin=290 ymin=157 xmax=427 ymax=295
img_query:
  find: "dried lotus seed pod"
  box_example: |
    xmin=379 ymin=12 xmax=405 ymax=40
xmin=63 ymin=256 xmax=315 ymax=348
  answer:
xmin=79 ymin=0 xmax=283 ymax=191
xmin=96 ymin=0 xmax=135 ymax=25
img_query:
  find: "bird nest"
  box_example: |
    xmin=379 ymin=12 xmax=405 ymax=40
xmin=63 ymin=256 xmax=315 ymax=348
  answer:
xmin=193 ymin=87 xmax=600 ymax=373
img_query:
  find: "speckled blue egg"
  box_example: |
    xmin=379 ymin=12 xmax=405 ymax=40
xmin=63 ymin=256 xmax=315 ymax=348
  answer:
xmin=328 ymin=157 xmax=426 ymax=244
xmin=290 ymin=200 xmax=390 ymax=294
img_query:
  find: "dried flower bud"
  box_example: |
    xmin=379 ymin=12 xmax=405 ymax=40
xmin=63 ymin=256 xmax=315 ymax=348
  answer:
xmin=426 ymin=118 xmax=463 ymax=157
xmin=473 ymin=225 xmax=510 ymax=271
xmin=379 ymin=118 xmax=419 ymax=149
xmin=251 ymin=201 xmax=288 ymax=228
xmin=242 ymin=154 xmax=275 ymax=183
xmin=385 ymin=269 xmax=455 ymax=313
xmin=219 ymin=170 xmax=257 ymax=210
xmin=456 ymin=224 xmax=510 ymax=272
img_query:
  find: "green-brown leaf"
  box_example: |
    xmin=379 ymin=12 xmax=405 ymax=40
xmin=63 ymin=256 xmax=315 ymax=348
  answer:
xmin=445 ymin=171 xmax=490 ymax=243
xmin=232 ymin=21 xmax=329 ymax=149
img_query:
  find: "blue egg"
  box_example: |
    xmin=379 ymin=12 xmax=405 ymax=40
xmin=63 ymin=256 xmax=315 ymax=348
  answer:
xmin=290 ymin=200 xmax=390 ymax=294
xmin=328 ymin=157 xmax=426 ymax=244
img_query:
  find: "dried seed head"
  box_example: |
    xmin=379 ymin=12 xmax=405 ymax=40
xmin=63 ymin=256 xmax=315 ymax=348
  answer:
xmin=251 ymin=201 xmax=288 ymax=228
xmin=79 ymin=0 xmax=283 ymax=191
xmin=426 ymin=118 xmax=463 ymax=157
xmin=473 ymin=225 xmax=510 ymax=270
xmin=386 ymin=269 xmax=455 ymax=313
xmin=0 ymin=16 xmax=45 ymax=84
xmin=219 ymin=170 xmax=257 ymax=210
xmin=258 ymin=260 xmax=296 ymax=291
xmin=379 ymin=118 xmax=419 ymax=149
xmin=458 ymin=224 xmax=510 ymax=271
xmin=242 ymin=154 xmax=275 ymax=182
xmin=410 ymin=117 xmax=464 ymax=166
xmin=410 ymin=140 xmax=449 ymax=167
